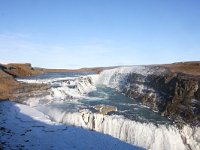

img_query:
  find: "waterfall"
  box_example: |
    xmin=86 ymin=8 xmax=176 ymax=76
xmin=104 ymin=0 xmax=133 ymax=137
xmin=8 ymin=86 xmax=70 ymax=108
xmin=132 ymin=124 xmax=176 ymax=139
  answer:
xmin=39 ymin=106 xmax=200 ymax=150
xmin=18 ymin=69 xmax=200 ymax=150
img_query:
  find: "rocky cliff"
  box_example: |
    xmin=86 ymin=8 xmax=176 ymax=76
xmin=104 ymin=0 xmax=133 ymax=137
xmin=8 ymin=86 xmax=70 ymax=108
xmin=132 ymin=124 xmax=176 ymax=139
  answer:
xmin=0 ymin=63 xmax=48 ymax=100
xmin=120 ymin=65 xmax=200 ymax=127
xmin=2 ymin=63 xmax=43 ymax=77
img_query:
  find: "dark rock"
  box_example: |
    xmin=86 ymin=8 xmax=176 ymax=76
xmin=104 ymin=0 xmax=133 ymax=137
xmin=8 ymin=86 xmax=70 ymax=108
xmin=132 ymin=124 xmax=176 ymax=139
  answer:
xmin=121 ymin=71 xmax=200 ymax=127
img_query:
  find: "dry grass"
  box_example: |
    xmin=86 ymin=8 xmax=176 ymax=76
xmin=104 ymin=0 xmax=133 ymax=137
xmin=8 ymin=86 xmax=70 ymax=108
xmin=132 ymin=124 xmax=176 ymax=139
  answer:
xmin=0 ymin=63 xmax=45 ymax=100
xmin=163 ymin=61 xmax=200 ymax=76
xmin=0 ymin=70 xmax=21 ymax=99
xmin=4 ymin=63 xmax=43 ymax=77
xmin=45 ymin=67 xmax=115 ymax=74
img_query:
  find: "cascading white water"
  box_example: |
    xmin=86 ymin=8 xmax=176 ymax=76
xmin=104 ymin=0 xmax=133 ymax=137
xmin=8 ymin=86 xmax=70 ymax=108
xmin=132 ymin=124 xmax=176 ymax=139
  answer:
xmin=92 ymin=67 xmax=200 ymax=150
xmin=18 ymin=69 xmax=200 ymax=150
xmin=94 ymin=67 xmax=136 ymax=89
xmin=18 ymin=75 xmax=97 ymax=106
xmin=38 ymin=106 xmax=200 ymax=150
xmin=94 ymin=66 xmax=168 ymax=89
xmin=50 ymin=76 xmax=96 ymax=99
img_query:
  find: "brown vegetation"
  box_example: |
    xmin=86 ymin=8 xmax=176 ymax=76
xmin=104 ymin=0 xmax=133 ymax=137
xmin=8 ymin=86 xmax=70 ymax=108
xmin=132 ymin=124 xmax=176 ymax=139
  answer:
xmin=163 ymin=61 xmax=200 ymax=76
xmin=0 ymin=69 xmax=20 ymax=99
xmin=3 ymin=63 xmax=43 ymax=77
xmin=45 ymin=67 xmax=116 ymax=74
xmin=0 ymin=63 xmax=47 ymax=100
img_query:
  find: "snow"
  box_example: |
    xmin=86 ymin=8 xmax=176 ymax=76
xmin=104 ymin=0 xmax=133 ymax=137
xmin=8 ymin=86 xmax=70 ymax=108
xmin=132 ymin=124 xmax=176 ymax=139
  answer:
xmin=0 ymin=101 xmax=142 ymax=150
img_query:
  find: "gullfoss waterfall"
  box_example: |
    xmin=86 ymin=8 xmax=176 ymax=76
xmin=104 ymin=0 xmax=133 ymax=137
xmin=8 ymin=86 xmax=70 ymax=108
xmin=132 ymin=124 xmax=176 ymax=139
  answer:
xmin=16 ymin=67 xmax=200 ymax=150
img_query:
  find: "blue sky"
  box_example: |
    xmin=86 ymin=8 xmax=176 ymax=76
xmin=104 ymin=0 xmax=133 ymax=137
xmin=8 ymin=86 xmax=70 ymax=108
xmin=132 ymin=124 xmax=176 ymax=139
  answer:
xmin=0 ymin=0 xmax=200 ymax=68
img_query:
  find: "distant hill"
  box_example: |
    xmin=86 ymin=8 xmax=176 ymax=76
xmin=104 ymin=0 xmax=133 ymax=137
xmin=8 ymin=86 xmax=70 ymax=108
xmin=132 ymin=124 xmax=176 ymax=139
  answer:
xmin=163 ymin=61 xmax=200 ymax=76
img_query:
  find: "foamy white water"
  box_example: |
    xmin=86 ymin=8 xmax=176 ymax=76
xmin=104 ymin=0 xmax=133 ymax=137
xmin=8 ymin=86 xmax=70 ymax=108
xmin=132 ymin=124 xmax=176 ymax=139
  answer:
xmin=18 ymin=75 xmax=97 ymax=106
xmin=36 ymin=105 xmax=199 ymax=150
xmin=16 ymin=69 xmax=200 ymax=150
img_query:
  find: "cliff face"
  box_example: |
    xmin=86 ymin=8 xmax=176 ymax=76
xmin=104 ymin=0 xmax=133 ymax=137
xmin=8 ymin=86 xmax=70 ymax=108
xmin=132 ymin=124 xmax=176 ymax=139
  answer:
xmin=3 ymin=63 xmax=43 ymax=77
xmin=0 ymin=69 xmax=20 ymax=99
xmin=122 ymin=71 xmax=200 ymax=126
xmin=0 ymin=64 xmax=48 ymax=100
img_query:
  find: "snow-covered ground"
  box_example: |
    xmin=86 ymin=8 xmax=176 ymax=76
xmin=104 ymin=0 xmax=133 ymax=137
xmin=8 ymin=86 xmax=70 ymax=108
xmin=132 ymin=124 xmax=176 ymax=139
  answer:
xmin=0 ymin=101 xmax=143 ymax=150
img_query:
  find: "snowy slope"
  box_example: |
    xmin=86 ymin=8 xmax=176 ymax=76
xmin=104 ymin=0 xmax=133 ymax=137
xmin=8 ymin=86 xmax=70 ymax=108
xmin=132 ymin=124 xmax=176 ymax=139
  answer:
xmin=0 ymin=101 xmax=142 ymax=150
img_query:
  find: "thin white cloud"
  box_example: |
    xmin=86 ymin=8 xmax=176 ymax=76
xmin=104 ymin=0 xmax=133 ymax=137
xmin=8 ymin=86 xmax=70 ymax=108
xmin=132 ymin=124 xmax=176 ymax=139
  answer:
xmin=0 ymin=33 xmax=115 ymax=68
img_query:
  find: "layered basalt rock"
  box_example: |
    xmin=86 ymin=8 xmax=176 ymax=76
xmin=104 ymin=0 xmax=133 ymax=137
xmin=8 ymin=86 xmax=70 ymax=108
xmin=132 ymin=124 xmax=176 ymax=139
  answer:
xmin=122 ymin=70 xmax=200 ymax=127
